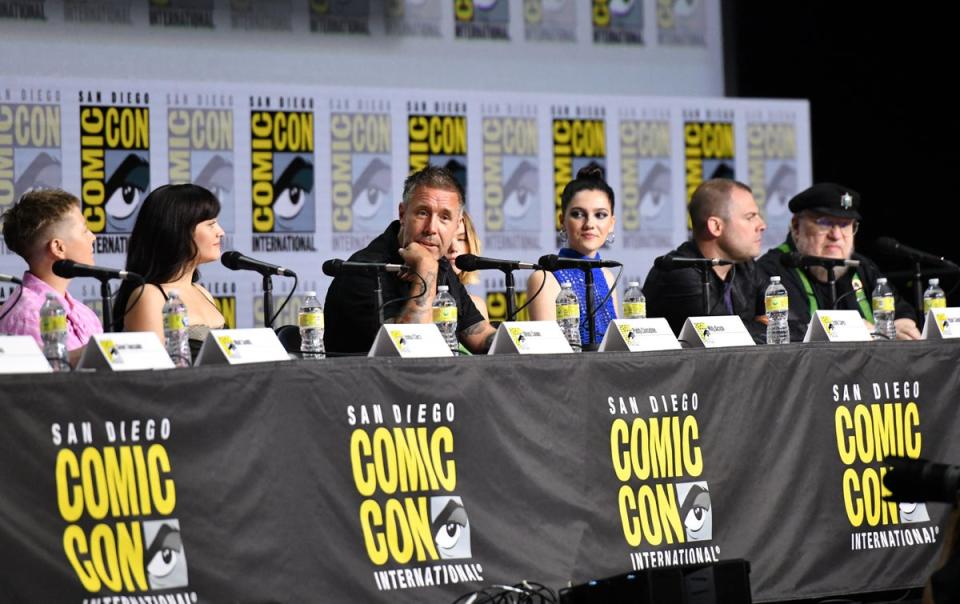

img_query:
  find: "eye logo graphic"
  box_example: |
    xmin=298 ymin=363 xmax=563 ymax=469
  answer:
xmin=897 ymin=502 xmax=930 ymax=524
xmin=430 ymin=496 xmax=471 ymax=559
xmin=389 ymin=330 xmax=408 ymax=352
xmin=143 ymin=519 xmax=189 ymax=590
xmin=105 ymin=153 xmax=150 ymax=233
xmin=694 ymin=322 xmax=710 ymax=341
xmin=98 ymin=340 xmax=123 ymax=364
xmin=819 ymin=315 xmax=835 ymax=337
xmin=217 ymin=335 xmax=240 ymax=358
xmin=272 ymin=156 xmax=315 ymax=232
xmin=507 ymin=327 xmax=529 ymax=350
xmin=676 ymin=482 xmax=712 ymax=541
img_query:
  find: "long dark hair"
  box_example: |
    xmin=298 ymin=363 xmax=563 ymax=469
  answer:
xmin=560 ymin=164 xmax=616 ymax=215
xmin=113 ymin=184 xmax=220 ymax=331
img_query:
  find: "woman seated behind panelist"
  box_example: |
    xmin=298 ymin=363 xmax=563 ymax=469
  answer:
xmin=445 ymin=210 xmax=489 ymax=320
xmin=527 ymin=165 xmax=619 ymax=346
xmin=113 ymin=184 xmax=226 ymax=358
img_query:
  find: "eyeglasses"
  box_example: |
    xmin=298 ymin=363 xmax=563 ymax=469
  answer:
xmin=810 ymin=216 xmax=859 ymax=235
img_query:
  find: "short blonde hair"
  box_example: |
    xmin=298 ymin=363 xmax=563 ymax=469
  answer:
xmin=458 ymin=211 xmax=482 ymax=285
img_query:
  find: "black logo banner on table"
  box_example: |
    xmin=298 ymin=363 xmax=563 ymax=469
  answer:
xmin=656 ymin=0 xmax=707 ymax=46
xmin=683 ymin=108 xmax=734 ymax=231
xmin=166 ymin=90 xmax=236 ymax=250
xmin=523 ymin=0 xmax=575 ymax=42
xmin=552 ymin=104 xmax=606 ymax=246
xmin=0 ymin=84 xmax=63 ymax=256
xmin=1 ymin=344 xmax=958 ymax=601
xmin=148 ymin=0 xmax=213 ymax=28
xmin=385 ymin=0 xmax=442 ymax=37
xmin=249 ymin=94 xmax=317 ymax=254
xmin=329 ymin=95 xmax=393 ymax=253
xmin=454 ymin=0 xmax=509 ymax=40
xmin=407 ymin=98 xmax=468 ymax=192
xmin=309 ymin=0 xmax=370 ymax=35
xmin=592 ymin=0 xmax=643 ymax=45
xmin=745 ymin=108 xmax=799 ymax=248
xmin=63 ymin=0 xmax=132 ymax=25
xmin=79 ymin=88 xmax=151 ymax=257
xmin=618 ymin=106 xmax=673 ymax=250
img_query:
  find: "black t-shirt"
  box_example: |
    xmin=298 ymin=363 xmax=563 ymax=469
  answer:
xmin=642 ymin=240 xmax=765 ymax=341
xmin=323 ymin=221 xmax=484 ymax=354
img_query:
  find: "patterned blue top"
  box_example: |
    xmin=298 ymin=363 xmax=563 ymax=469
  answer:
xmin=553 ymin=247 xmax=617 ymax=345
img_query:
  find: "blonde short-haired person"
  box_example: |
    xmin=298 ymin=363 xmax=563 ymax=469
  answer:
xmin=0 ymin=189 xmax=102 ymax=361
xmin=445 ymin=211 xmax=488 ymax=320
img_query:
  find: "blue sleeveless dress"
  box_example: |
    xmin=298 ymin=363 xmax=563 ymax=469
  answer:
xmin=552 ymin=247 xmax=617 ymax=345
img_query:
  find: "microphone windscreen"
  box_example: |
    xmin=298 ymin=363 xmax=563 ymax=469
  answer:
xmin=537 ymin=254 xmax=559 ymax=271
xmin=874 ymin=237 xmax=899 ymax=253
xmin=653 ymin=255 xmax=675 ymax=271
xmin=220 ymin=251 xmax=242 ymax=270
xmin=321 ymin=259 xmax=342 ymax=277
xmin=52 ymin=259 xmax=77 ymax=278
xmin=454 ymin=254 xmax=479 ymax=272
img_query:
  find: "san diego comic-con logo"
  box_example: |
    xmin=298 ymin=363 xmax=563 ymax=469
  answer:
xmin=52 ymin=418 xmax=197 ymax=598
xmin=609 ymin=393 xmax=721 ymax=570
xmin=348 ymin=402 xmax=484 ymax=591
xmin=0 ymin=98 xmax=62 ymax=212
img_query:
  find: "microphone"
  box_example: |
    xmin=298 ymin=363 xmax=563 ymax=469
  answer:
xmin=455 ymin=254 xmax=539 ymax=272
xmin=52 ymin=260 xmax=142 ymax=282
xmin=221 ymin=251 xmax=296 ymax=277
xmin=782 ymin=252 xmax=860 ymax=269
xmin=653 ymin=255 xmax=734 ymax=271
xmin=883 ymin=456 xmax=960 ymax=503
xmin=321 ymin=259 xmax=406 ymax=277
xmin=537 ymin=254 xmax=621 ymax=271
xmin=875 ymin=237 xmax=958 ymax=269
xmin=1 ymin=273 xmax=22 ymax=285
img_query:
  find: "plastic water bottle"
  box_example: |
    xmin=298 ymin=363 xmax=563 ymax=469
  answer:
xmin=764 ymin=276 xmax=789 ymax=344
xmin=433 ymin=285 xmax=458 ymax=354
xmin=871 ymin=277 xmax=896 ymax=340
xmin=40 ymin=292 xmax=69 ymax=371
xmin=622 ymin=281 xmax=646 ymax=319
xmin=162 ymin=289 xmax=191 ymax=368
xmin=556 ymin=281 xmax=582 ymax=352
xmin=298 ymin=290 xmax=325 ymax=358
xmin=923 ymin=278 xmax=946 ymax=315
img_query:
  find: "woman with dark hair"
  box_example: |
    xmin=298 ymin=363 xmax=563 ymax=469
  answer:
xmin=527 ymin=165 xmax=619 ymax=346
xmin=113 ymin=184 xmax=225 ymax=355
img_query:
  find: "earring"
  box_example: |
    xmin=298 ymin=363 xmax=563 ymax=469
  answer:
xmin=558 ymin=229 xmax=568 ymax=244
xmin=605 ymin=232 xmax=616 ymax=245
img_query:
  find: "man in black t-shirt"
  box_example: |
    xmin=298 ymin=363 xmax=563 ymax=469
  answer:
xmin=324 ymin=166 xmax=496 ymax=354
xmin=755 ymin=183 xmax=920 ymax=341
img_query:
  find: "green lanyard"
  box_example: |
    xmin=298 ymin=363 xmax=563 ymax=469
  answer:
xmin=776 ymin=244 xmax=873 ymax=322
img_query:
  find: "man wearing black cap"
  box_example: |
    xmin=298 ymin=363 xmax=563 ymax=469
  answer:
xmin=755 ymin=183 xmax=920 ymax=340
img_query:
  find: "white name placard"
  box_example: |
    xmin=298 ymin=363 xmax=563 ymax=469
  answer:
xmin=368 ymin=324 xmax=453 ymax=358
xmin=599 ymin=319 xmax=681 ymax=352
xmin=679 ymin=316 xmax=755 ymax=348
xmin=78 ymin=332 xmax=176 ymax=371
xmin=803 ymin=310 xmax=873 ymax=342
xmin=195 ymin=328 xmax=290 ymax=365
xmin=922 ymin=307 xmax=960 ymax=339
xmin=488 ymin=321 xmax=573 ymax=354
xmin=0 ymin=336 xmax=53 ymax=374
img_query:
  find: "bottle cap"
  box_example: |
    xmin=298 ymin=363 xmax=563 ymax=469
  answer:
xmin=770 ymin=276 xmax=781 ymax=283
xmin=438 ymin=285 xmax=449 ymax=292
xmin=168 ymin=289 xmax=180 ymax=298
xmin=930 ymin=278 xmax=940 ymax=286
xmin=627 ymin=281 xmax=640 ymax=287
xmin=304 ymin=290 xmax=317 ymax=297
xmin=561 ymin=281 xmax=572 ymax=288
xmin=876 ymin=277 xmax=887 ymax=284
